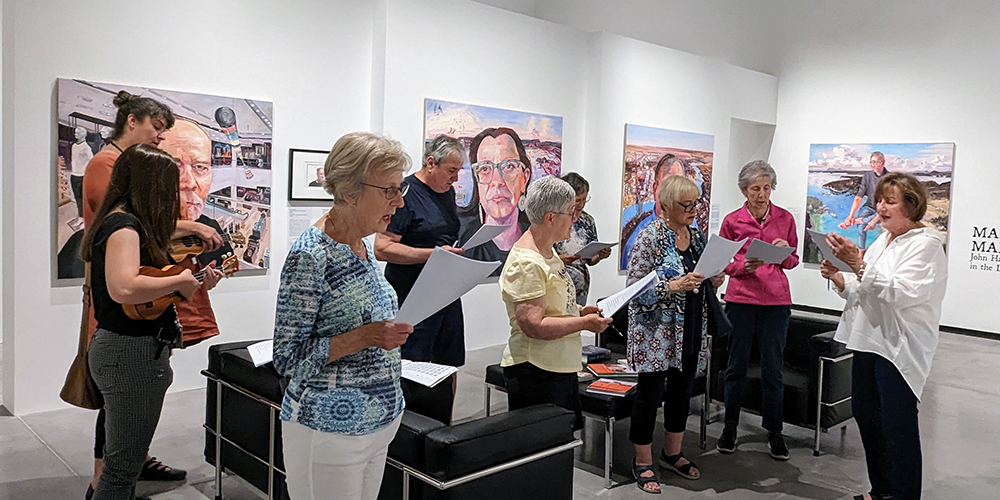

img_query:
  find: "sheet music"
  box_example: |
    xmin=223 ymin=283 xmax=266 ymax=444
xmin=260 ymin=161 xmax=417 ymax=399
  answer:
xmin=693 ymin=234 xmax=747 ymax=278
xmin=806 ymin=229 xmax=853 ymax=272
xmin=395 ymin=248 xmax=501 ymax=325
xmin=574 ymin=241 xmax=618 ymax=260
xmin=246 ymin=340 xmax=273 ymax=367
xmin=744 ymin=239 xmax=795 ymax=264
xmin=596 ymin=271 xmax=658 ymax=317
xmin=459 ymin=224 xmax=510 ymax=250
xmin=401 ymin=359 xmax=459 ymax=387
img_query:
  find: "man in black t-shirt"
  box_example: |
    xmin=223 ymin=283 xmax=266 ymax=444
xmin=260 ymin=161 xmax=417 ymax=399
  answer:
xmin=375 ymin=135 xmax=467 ymax=422
xmin=839 ymin=151 xmax=888 ymax=249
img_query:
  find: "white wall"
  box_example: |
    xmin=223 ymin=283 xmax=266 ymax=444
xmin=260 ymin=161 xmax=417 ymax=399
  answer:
xmin=380 ymin=0 xmax=594 ymax=349
xmin=583 ymin=33 xmax=778 ymax=305
xmin=2 ymin=0 xmax=377 ymax=414
xmin=770 ymin=5 xmax=1000 ymax=334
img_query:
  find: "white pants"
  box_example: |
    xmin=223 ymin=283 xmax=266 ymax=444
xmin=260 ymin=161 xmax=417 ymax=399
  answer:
xmin=281 ymin=416 xmax=403 ymax=500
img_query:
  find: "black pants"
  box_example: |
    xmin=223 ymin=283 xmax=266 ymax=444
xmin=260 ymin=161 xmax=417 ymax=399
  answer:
xmin=723 ymin=303 xmax=790 ymax=432
xmin=89 ymin=329 xmax=172 ymax=500
xmin=629 ymin=359 xmax=696 ymax=445
xmin=71 ymin=174 xmax=84 ymax=217
xmin=503 ymin=362 xmax=583 ymax=430
xmin=853 ymin=351 xmax=922 ymax=500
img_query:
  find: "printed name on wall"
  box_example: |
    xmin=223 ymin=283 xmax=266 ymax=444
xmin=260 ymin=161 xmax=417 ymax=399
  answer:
xmin=970 ymin=226 xmax=1000 ymax=272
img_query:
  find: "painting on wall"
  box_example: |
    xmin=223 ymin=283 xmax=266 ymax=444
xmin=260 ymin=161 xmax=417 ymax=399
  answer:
xmin=619 ymin=124 xmax=714 ymax=272
xmin=424 ymin=98 xmax=563 ymax=271
xmin=55 ymin=78 xmax=274 ymax=279
xmin=803 ymin=143 xmax=955 ymax=264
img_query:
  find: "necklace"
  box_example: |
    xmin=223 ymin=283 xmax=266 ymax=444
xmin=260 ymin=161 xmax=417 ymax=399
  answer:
xmin=110 ymin=142 xmax=124 ymax=153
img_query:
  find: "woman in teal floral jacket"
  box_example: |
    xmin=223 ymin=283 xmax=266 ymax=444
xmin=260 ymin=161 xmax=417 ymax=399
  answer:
xmin=625 ymin=175 xmax=724 ymax=494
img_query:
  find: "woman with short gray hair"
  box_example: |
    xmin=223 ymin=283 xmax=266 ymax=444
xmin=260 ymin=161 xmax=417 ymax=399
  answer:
xmin=716 ymin=159 xmax=799 ymax=460
xmin=498 ymin=175 xmax=612 ymax=429
xmin=274 ymin=131 xmax=415 ymax=500
xmin=555 ymin=172 xmax=613 ymax=306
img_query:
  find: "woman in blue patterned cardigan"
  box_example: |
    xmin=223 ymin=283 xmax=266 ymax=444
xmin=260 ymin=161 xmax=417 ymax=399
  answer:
xmin=626 ymin=175 xmax=725 ymax=494
xmin=273 ymin=132 xmax=414 ymax=500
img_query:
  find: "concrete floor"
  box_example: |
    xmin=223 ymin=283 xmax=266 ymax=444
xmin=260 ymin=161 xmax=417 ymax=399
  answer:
xmin=1 ymin=331 xmax=999 ymax=499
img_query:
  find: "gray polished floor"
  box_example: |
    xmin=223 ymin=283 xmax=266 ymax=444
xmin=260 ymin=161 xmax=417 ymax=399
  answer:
xmin=1 ymin=331 xmax=998 ymax=499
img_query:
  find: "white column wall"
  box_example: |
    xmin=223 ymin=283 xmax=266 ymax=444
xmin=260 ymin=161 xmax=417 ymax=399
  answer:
xmin=3 ymin=0 xmax=377 ymax=414
xmin=583 ymin=33 xmax=778 ymax=308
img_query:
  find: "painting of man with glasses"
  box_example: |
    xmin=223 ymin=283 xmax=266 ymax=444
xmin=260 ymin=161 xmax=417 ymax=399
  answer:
xmin=424 ymin=99 xmax=563 ymax=273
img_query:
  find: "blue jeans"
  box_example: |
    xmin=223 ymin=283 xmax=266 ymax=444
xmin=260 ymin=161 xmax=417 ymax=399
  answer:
xmin=723 ymin=303 xmax=790 ymax=432
xmin=856 ymin=205 xmax=878 ymax=248
xmin=852 ymin=351 xmax=922 ymax=500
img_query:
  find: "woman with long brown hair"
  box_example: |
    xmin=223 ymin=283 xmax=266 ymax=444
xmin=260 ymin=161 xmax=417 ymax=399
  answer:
xmin=83 ymin=144 xmax=220 ymax=500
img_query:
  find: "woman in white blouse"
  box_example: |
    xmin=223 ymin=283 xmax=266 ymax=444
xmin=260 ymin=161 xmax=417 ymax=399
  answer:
xmin=820 ymin=172 xmax=947 ymax=500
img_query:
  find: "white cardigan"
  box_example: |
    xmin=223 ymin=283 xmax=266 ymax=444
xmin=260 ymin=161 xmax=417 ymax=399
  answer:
xmin=833 ymin=226 xmax=948 ymax=400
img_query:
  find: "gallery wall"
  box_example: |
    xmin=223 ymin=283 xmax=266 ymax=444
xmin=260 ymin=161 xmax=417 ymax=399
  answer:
xmin=582 ymin=34 xmax=778 ymax=306
xmin=770 ymin=7 xmax=1000 ymax=334
xmin=0 ymin=0 xmax=378 ymax=414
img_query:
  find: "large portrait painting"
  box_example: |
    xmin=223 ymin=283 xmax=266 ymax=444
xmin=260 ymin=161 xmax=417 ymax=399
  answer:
xmin=424 ymin=98 xmax=562 ymax=272
xmin=619 ymin=124 xmax=714 ymax=272
xmin=55 ymin=78 xmax=273 ymax=279
xmin=803 ymin=143 xmax=954 ymax=263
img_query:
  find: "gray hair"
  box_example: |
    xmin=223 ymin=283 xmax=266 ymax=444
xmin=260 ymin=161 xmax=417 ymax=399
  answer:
xmin=525 ymin=175 xmax=575 ymax=225
xmin=737 ymin=160 xmax=777 ymax=191
xmin=560 ymin=172 xmax=590 ymax=196
xmin=423 ymin=134 xmax=467 ymax=168
xmin=324 ymin=132 xmax=411 ymax=204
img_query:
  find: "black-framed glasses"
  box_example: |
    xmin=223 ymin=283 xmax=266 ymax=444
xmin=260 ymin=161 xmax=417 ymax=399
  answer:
xmin=473 ymin=159 xmax=525 ymax=184
xmin=676 ymin=200 xmax=697 ymax=212
xmin=362 ymin=182 xmax=409 ymax=199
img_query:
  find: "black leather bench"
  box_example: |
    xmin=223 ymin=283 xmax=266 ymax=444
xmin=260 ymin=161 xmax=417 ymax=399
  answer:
xmin=204 ymin=340 xmax=581 ymax=500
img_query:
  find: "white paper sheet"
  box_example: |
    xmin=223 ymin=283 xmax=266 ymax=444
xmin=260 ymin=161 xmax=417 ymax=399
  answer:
xmin=395 ymin=247 xmax=502 ymax=325
xmin=400 ymin=359 xmax=459 ymax=387
xmin=459 ymin=224 xmax=510 ymax=250
xmin=693 ymin=235 xmax=747 ymax=278
xmin=744 ymin=238 xmax=795 ymax=264
xmin=596 ymin=271 xmax=658 ymax=317
xmin=806 ymin=229 xmax=852 ymax=272
xmin=246 ymin=340 xmax=273 ymax=367
xmin=574 ymin=241 xmax=618 ymax=260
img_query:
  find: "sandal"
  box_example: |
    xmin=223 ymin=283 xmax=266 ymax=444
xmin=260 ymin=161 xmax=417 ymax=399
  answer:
xmin=632 ymin=458 xmax=660 ymax=494
xmin=658 ymin=451 xmax=700 ymax=480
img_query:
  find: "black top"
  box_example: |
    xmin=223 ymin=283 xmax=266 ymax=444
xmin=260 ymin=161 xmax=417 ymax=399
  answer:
xmin=677 ymin=235 xmax=704 ymax=359
xmin=193 ymin=215 xmax=234 ymax=267
xmin=384 ymin=174 xmax=461 ymax=302
xmin=91 ymin=212 xmax=180 ymax=339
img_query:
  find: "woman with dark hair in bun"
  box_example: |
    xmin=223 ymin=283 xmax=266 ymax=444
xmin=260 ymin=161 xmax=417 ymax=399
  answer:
xmin=81 ymin=91 xmax=222 ymax=499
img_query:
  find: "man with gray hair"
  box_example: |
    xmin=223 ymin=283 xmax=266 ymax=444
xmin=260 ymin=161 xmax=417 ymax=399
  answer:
xmin=838 ymin=151 xmax=888 ymax=249
xmin=375 ymin=134 xmax=468 ymax=423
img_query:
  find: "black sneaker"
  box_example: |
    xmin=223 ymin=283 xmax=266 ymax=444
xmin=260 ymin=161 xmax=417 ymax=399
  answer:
xmin=768 ymin=432 xmax=789 ymax=461
xmin=716 ymin=427 xmax=737 ymax=454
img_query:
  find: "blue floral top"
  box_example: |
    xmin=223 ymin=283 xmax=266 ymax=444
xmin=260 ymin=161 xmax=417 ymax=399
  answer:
xmin=626 ymin=218 xmax=709 ymax=374
xmin=273 ymin=227 xmax=403 ymax=435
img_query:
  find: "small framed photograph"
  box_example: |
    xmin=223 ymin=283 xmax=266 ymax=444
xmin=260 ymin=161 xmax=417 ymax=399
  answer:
xmin=288 ymin=148 xmax=332 ymax=201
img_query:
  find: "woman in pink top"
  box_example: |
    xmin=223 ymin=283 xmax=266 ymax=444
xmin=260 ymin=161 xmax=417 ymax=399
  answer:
xmin=716 ymin=160 xmax=799 ymax=460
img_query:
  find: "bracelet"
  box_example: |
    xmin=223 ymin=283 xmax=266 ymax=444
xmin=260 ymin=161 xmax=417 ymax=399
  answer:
xmin=855 ymin=262 xmax=866 ymax=279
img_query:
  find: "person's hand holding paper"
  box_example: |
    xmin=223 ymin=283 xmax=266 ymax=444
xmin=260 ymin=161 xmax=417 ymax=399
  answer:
xmin=395 ymin=247 xmax=501 ymax=326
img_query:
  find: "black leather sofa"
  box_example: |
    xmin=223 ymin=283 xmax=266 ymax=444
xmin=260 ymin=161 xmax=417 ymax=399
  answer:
xmin=708 ymin=306 xmax=854 ymax=455
xmin=204 ymin=340 xmax=580 ymax=500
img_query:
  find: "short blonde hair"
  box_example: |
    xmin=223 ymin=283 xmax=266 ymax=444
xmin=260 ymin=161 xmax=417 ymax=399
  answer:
xmin=324 ymin=132 xmax=411 ymax=204
xmin=657 ymin=175 xmax=699 ymax=209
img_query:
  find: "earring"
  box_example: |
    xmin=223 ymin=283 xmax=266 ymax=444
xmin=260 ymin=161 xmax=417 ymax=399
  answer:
xmin=518 ymin=195 xmax=526 ymax=211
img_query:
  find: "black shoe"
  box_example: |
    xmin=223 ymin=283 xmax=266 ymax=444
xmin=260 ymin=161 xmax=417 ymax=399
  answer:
xmin=716 ymin=427 xmax=737 ymax=454
xmin=139 ymin=457 xmax=187 ymax=481
xmin=768 ymin=432 xmax=789 ymax=460
xmin=85 ymin=485 xmax=93 ymax=500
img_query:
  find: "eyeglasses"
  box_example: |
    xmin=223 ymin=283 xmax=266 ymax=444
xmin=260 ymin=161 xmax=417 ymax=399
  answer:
xmin=676 ymin=200 xmax=697 ymax=213
xmin=473 ymin=159 xmax=524 ymax=184
xmin=362 ymin=182 xmax=409 ymax=199
xmin=551 ymin=211 xmax=575 ymax=217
